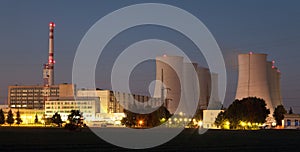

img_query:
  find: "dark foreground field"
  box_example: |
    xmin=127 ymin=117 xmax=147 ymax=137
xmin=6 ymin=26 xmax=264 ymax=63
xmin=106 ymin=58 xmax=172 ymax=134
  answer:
xmin=0 ymin=127 xmax=299 ymax=152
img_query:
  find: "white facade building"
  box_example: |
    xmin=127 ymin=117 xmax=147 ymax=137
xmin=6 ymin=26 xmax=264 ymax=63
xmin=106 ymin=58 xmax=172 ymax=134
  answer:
xmin=45 ymin=97 xmax=100 ymax=121
xmin=203 ymin=110 xmax=224 ymax=129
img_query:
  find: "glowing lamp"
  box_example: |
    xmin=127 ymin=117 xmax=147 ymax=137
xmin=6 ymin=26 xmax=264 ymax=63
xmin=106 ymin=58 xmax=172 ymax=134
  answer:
xmin=225 ymin=121 xmax=230 ymax=125
xmin=139 ymin=120 xmax=143 ymax=125
xmin=198 ymin=121 xmax=203 ymax=127
xmin=49 ymin=22 xmax=55 ymax=27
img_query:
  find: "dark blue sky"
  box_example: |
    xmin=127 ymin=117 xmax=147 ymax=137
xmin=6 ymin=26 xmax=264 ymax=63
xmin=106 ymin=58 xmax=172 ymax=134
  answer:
xmin=0 ymin=0 xmax=300 ymax=112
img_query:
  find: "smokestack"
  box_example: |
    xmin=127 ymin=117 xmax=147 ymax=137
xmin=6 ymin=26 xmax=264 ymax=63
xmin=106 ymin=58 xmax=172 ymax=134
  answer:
xmin=43 ymin=22 xmax=55 ymax=86
xmin=48 ymin=22 xmax=55 ymax=66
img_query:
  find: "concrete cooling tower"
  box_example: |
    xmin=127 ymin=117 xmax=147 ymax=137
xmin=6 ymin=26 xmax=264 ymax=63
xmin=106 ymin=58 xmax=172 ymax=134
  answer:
xmin=235 ymin=53 xmax=282 ymax=115
xmin=197 ymin=67 xmax=211 ymax=109
xmin=182 ymin=62 xmax=200 ymax=114
xmin=155 ymin=55 xmax=183 ymax=114
xmin=155 ymin=55 xmax=218 ymax=114
xmin=267 ymin=61 xmax=282 ymax=109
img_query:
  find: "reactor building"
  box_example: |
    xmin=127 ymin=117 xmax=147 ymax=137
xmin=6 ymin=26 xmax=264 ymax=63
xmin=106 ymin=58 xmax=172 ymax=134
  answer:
xmin=235 ymin=52 xmax=282 ymax=115
xmin=154 ymin=55 xmax=220 ymax=114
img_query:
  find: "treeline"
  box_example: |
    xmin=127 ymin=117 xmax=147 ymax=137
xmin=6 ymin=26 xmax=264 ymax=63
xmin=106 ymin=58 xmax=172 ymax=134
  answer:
xmin=121 ymin=105 xmax=172 ymax=128
xmin=0 ymin=109 xmax=85 ymax=130
xmin=0 ymin=109 xmax=23 ymax=126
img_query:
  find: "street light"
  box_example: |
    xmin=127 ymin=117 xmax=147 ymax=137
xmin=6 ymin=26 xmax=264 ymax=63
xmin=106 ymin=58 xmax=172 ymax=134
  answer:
xmin=198 ymin=121 xmax=203 ymax=128
xmin=139 ymin=120 xmax=143 ymax=126
xmin=184 ymin=118 xmax=187 ymax=122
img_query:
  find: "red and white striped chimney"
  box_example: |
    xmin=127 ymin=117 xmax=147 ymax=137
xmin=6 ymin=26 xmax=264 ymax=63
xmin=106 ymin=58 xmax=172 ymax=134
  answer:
xmin=48 ymin=22 xmax=55 ymax=65
xmin=43 ymin=22 xmax=55 ymax=86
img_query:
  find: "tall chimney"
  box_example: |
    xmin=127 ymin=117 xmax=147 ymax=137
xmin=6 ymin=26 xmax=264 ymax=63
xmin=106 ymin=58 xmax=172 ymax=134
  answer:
xmin=43 ymin=22 xmax=55 ymax=86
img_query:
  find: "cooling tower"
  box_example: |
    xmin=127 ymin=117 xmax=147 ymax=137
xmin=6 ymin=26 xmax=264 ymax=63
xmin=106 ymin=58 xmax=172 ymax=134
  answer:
xmin=267 ymin=61 xmax=282 ymax=108
xmin=207 ymin=72 xmax=222 ymax=109
xmin=235 ymin=53 xmax=274 ymax=114
xmin=155 ymin=55 xmax=221 ymax=114
xmin=276 ymin=70 xmax=283 ymax=106
xmin=155 ymin=55 xmax=183 ymax=114
xmin=197 ymin=67 xmax=211 ymax=109
xmin=182 ymin=63 xmax=200 ymax=114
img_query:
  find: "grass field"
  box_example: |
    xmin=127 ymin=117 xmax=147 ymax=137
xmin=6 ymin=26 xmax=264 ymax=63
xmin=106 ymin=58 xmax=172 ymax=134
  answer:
xmin=0 ymin=127 xmax=299 ymax=151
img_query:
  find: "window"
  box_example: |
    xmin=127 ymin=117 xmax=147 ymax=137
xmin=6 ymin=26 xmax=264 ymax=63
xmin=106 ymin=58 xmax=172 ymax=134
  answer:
xmin=295 ymin=120 xmax=299 ymax=126
xmin=287 ymin=119 xmax=291 ymax=126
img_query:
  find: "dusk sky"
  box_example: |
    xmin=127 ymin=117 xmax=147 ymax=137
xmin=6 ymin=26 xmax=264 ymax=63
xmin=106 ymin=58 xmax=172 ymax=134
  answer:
xmin=0 ymin=1 xmax=300 ymax=112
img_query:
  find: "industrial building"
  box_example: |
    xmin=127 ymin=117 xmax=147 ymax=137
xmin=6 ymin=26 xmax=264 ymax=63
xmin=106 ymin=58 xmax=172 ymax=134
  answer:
xmin=45 ymin=97 xmax=100 ymax=121
xmin=235 ymin=52 xmax=282 ymax=115
xmin=8 ymin=83 xmax=75 ymax=109
xmin=77 ymin=89 xmax=162 ymax=114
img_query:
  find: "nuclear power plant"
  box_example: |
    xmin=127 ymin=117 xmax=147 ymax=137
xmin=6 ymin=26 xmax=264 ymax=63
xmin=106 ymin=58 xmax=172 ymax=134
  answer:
xmin=3 ymin=22 xmax=285 ymax=127
xmin=155 ymin=55 xmax=220 ymax=114
xmin=235 ymin=52 xmax=282 ymax=115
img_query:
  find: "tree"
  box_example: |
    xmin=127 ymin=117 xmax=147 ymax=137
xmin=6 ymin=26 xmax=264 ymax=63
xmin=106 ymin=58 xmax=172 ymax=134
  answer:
xmin=289 ymin=107 xmax=293 ymax=114
xmin=34 ymin=114 xmax=39 ymax=124
xmin=273 ymin=105 xmax=287 ymax=126
xmin=215 ymin=97 xmax=270 ymax=129
xmin=16 ymin=110 xmax=23 ymax=125
xmin=121 ymin=105 xmax=172 ymax=128
xmin=52 ymin=112 xmax=63 ymax=127
xmin=41 ymin=114 xmax=52 ymax=126
xmin=6 ymin=109 xmax=14 ymax=126
xmin=0 ymin=109 xmax=5 ymax=125
xmin=193 ymin=109 xmax=204 ymax=121
xmin=215 ymin=111 xmax=226 ymax=128
xmin=67 ymin=110 xmax=83 ymax=124
xmin=65 ymin=110 xmax=84 ymax=130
